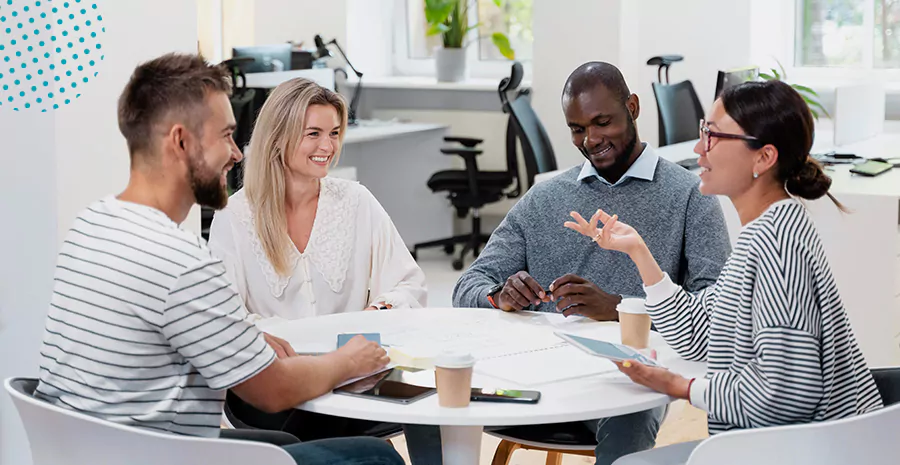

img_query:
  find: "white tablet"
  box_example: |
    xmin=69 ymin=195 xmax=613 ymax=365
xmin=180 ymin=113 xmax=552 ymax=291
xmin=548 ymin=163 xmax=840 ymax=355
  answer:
xmin=556 ymin=332 xmax=661 ymax=367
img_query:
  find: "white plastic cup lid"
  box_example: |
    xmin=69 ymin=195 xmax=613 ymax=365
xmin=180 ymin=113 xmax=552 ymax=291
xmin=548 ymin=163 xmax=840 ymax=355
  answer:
xmin=435 ymin=352 xmax=475 ymax=369
xmin=617 ymin=297 xmax=648 ymax=315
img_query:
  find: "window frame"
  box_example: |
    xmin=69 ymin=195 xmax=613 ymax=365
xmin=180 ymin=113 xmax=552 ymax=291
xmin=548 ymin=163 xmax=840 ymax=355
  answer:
xmin=197 ymin=0 xmax=225 ymax=64
xmin=789 ymin=0 xmax=900 ymax=82
xmin=391 ymin=0 xmax=533 ymax=80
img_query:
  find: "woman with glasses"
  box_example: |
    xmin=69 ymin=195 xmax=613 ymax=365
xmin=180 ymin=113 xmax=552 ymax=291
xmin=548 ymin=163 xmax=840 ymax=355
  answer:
xmin=565 ymin=79 xmax=883 ymax=464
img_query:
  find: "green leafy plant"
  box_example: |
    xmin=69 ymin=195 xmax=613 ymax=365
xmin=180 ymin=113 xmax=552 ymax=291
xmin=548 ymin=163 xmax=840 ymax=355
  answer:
xmin=424 ymin=0 xmax=515 ymax=60
xmin=759 ymin=59 xmax=830 ymax=120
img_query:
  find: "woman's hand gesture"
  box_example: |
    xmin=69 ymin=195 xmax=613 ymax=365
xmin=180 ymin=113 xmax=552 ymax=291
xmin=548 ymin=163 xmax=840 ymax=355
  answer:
xmin=564 ymin=209 xmax=645 ymax=256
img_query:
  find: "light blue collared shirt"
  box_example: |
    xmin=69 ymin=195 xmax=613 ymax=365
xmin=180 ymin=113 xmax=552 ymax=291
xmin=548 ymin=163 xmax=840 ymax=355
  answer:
xmin=576 ymin=143 xmax=660 ymax=187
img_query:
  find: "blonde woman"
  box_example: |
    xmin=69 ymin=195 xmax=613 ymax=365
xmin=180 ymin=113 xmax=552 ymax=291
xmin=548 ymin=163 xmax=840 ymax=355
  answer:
xmin=208 ymin=78 xmax=437 ymax=463
xmin=209 ymin=78 xmax=425 ymax=321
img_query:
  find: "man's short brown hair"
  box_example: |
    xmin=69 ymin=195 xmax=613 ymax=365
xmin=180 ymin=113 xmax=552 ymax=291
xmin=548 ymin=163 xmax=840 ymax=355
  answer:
xmin=117 ymin=53 xmax=232 ymax=156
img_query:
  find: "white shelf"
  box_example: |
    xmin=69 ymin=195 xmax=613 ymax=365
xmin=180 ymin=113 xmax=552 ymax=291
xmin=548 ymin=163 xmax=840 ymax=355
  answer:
xmin=346 ymin=75 xmax=530 ymax=92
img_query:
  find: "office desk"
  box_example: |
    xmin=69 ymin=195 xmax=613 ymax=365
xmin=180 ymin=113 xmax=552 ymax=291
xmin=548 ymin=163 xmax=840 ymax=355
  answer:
xmin=657 ymin=133 xmax=900 ymax=366
xmin=657 ymin=136 xmax=900 ymax=197
xmin=261 ymin=308 xmax=705 ymax=465
xmin=338 ymin=121 xmax=452 ymax=247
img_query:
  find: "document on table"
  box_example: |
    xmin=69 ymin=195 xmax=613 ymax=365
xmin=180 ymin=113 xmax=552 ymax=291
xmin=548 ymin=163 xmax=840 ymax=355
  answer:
xmin=475 ymin=343 xmax=620 ymax=386
xmin=381 ymin=317 xmax=622 ymax=386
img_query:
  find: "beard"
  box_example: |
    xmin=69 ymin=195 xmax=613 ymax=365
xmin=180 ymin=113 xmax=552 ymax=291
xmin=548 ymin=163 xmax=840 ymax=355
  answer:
xmin=187 ymin=150 xmax=229 ymax=210
xmin=584 ymin=113 xmax=639 ymax=178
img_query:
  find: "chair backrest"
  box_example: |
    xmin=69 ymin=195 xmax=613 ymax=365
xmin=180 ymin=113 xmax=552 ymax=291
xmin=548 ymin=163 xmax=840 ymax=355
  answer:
xmin=227 ymin=88 xmax=257 ymax=193
xmin=687 ymin=367 xmax=900 ymax=465
xmin=652 ymin=80 xmax=704 ymax=147
xmin=230 ymin=88 xmax=257 ymax=152
xmin=686 ymin=403 xmax=900 ymax=465
xmin=871 ymin=366 xmax=900 ymax=406
xmin=508 ymin=94 xmax=558 ymax=190
xmin=5 ymin=378 xmax=294 ymax=465
xmin=498 ymin=63 xmax=557 ymax=192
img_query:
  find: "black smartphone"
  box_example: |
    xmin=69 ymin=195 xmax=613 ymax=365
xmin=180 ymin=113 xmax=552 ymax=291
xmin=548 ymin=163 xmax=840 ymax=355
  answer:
xmin=850 ymin=160 xmax=893 ymax=177
xmin=470 ymin=387 xmax=541 ymax=404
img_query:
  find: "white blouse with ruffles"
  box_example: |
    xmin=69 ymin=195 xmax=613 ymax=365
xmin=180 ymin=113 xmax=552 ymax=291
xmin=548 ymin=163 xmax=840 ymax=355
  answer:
xmin=208 ymin=177 xmax=427 ymax=323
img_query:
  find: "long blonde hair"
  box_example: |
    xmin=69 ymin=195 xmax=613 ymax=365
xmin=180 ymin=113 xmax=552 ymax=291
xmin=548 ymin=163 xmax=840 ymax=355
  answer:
xmin=243 ymin=78 xmax=349 ymax=276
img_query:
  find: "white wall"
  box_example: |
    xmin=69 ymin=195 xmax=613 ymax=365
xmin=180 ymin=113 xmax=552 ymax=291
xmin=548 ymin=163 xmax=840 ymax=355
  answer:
xmin=346 ymin=0 xmax=394 ymax=77
xmin=532 ymin=0 xmax=630 ymax=170
xmin=55 ymin=1 xmax=200 ymax=242
xmin=0 ymin=109 xmax=58 ymax=465
xmin=531 ymin=0 xmax=754 ymax=163
xmin=253 ymin=0 xmax=347 ymax=48
xmin=0 ymin=2 xmax=198 ymax=464
xmin=634 ymin=0 xmax=753 ymax=147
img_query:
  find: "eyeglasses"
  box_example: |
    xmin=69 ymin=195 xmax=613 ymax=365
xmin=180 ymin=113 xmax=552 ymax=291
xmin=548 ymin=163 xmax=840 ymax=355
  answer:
xmin=699 ymin=119 xmax=760 ymax=153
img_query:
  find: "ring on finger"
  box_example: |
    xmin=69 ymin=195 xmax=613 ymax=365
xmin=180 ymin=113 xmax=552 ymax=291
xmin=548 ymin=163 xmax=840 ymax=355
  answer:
xmin=592 ymin=230 xmax=602 ymax=242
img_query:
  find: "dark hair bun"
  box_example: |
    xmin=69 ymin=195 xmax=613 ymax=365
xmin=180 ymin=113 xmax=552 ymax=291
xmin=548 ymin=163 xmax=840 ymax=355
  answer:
xmin=786 ymin=157 xmax=832 ymax=200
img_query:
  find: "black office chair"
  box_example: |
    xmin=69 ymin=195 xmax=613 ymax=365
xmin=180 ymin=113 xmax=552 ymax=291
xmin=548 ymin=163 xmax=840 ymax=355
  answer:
xmin=412 ymin=62 xmax=557 ymax=270
xmin=647 ymin=55 xmax=704 ymax=147
xmin=223 ymin=391 xmax=402 ymax=442
xmin=201 ymin=59 xmax=259 ymax=240
xmin=871 ymin=367 xmax=900 ymax=406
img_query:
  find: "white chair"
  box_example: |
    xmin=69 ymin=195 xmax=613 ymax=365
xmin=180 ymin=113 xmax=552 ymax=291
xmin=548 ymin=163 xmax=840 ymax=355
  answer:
xmin=684 ymin=402 xmax=900 ymax=465
xmin=5 ymin=377 xmax=295 ymax=465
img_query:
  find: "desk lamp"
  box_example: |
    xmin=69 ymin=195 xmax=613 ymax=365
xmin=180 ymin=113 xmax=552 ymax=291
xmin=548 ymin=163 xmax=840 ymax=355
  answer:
xmin=314 ymin=34 xmax=363 ymax=125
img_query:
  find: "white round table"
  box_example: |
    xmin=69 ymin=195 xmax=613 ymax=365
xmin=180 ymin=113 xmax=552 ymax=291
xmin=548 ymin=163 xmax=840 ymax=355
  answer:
xmin=261 ymin=308 xmax=706 ymax=465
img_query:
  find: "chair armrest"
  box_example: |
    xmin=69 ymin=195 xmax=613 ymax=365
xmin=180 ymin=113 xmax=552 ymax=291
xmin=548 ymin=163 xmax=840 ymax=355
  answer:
xmin=444 ymin=136 xmax=484 ymax=147
xmin=440 ymin=147 xmax=483 ymax=157
xmin=439 ymin=148 xmax=482 ymax=198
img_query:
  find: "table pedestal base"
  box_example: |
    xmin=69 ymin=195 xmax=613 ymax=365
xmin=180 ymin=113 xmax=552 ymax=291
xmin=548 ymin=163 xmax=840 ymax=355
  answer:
xmin=440 ymin=425 xmax=484 ymax=465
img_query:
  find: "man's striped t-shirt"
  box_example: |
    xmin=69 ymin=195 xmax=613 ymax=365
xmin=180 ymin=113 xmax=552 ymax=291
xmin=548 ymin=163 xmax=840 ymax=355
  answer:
xmin=35 ymin=197 xmax=276 ymax=437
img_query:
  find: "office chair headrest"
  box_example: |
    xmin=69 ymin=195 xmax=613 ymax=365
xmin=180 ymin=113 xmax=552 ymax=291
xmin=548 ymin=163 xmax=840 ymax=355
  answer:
xmin=221 ymin=56 xmax=256 ymax=69
xmin=499 ymin=62 xmax=524 ymax=94
xmin=646 ymin=55 xmax=684 ymax=66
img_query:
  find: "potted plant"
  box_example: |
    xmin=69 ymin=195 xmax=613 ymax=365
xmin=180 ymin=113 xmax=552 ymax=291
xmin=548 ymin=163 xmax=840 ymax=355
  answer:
xmin=425 ymin=0 xmax=516 ymax=82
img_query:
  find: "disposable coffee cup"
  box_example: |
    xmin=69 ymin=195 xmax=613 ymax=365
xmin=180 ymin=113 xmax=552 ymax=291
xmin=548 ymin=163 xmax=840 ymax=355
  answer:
xmin=434 ymin=352 xmax=475 ymax=408
xmin=617 ymin=298 xmax=651 ymax=349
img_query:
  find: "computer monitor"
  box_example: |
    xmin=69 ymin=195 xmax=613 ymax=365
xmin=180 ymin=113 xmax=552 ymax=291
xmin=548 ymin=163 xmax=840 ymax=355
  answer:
xmin=714 ymin=66 xmax=759 ymax=99
xmin=232 ymin=44 xmax=293 ymax=73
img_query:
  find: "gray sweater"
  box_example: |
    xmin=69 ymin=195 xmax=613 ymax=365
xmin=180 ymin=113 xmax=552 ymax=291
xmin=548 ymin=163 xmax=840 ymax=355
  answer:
xmin=452 ymin=158 xmax=731 ymax=310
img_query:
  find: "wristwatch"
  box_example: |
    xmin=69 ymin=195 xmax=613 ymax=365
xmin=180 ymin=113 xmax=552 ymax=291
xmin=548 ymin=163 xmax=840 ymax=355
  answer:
xmin=486 ymin=282 xmax=504 ymax=309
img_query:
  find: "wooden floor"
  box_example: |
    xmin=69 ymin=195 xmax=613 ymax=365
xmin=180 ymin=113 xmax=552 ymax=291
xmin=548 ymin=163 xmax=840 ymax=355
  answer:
xmin=391 ymin=400 xmax=709 ymax=464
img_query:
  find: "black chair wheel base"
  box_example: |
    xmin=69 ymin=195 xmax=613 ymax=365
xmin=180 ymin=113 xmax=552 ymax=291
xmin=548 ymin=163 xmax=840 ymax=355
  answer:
xmin=452 ymin=259 xmax=464 ymax=271
xmin=443 ymin=244 xmax=455 ymax=255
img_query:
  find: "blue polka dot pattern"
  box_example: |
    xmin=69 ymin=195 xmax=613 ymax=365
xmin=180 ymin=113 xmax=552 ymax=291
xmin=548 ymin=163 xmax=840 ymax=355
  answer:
xmin=0 ymin=0 xmax=103 ymax=111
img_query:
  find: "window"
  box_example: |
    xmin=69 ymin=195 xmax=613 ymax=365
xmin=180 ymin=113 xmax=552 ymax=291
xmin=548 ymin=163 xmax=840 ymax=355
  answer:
xmin=197 ymin=0 xmax=225 ymax=63
xmin=196 ymin=0 xmax=255 ymax=64
xmin=394 ymin=0 xmax=533 ymax=78
xmin=476 ymin=0 xmax=533 ymax=62
xmin=795 ymin=0 xmax=900 ymax=69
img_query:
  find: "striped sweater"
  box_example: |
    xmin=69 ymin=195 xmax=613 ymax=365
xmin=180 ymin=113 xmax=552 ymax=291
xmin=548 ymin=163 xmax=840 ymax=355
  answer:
xmin=644 ymin=199 xmax=883 ymax=434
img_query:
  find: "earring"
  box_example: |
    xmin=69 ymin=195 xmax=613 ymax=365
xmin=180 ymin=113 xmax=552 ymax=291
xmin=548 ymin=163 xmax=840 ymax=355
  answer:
xmin=753 ymin=172 xmax=759 ymax=179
